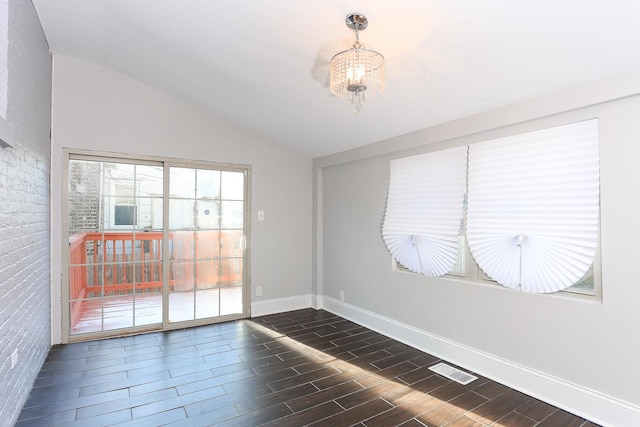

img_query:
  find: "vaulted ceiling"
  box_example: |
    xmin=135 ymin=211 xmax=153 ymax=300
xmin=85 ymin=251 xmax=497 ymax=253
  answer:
xmin=32 ymin=0 xmax=640 ymax=157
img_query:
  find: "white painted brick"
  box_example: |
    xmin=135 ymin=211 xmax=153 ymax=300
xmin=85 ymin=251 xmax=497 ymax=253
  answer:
xmin=0 ymin=0 xmax=52 ymax=424
xmin=0 ymin=141 xmax=50 ymax=427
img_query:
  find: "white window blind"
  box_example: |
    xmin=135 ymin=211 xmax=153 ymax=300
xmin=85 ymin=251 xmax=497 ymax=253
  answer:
xmin=382 ymin=146 xmax=468 ymax=276
xmin=466 ymin=119 xmax=600 ymax=293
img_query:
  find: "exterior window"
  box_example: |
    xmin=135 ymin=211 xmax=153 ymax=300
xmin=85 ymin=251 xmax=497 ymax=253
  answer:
xmin=114 ymin=183 xmax=137 ymax=226
xmin=385 ymin=119 xmax=601 ymax=296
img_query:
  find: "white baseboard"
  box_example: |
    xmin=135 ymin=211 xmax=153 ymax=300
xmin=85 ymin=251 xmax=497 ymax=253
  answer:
xmin=322 ymin=297 xmax=640 ymax=427
xmin=250 ymin=294 xmax=314 ymax=318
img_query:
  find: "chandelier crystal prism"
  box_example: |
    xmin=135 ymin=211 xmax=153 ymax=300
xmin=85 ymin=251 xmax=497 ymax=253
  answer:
xmin=330 ymin=13 xmax=385 ymax=112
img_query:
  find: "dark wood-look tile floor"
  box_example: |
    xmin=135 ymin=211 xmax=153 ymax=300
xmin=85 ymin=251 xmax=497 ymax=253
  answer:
xmin=16 ymin=309 xmax=601 ymax=426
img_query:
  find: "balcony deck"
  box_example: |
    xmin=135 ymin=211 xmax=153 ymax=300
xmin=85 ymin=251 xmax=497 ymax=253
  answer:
xmin=71 ymin=286 xmax=243 ymax=335
xmin=69 ymin=231 xmax=244 ymax=336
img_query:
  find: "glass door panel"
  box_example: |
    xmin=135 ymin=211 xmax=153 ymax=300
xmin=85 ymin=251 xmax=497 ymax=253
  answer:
xmin=167 ymin=166 xmax=246 ymax=325
xmin=67 ymin=159 xmax=164 ymax=337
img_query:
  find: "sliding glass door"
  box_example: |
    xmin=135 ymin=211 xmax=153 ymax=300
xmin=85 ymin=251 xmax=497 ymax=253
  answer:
xmin=64 ymin=154 xmax=249 ymax=341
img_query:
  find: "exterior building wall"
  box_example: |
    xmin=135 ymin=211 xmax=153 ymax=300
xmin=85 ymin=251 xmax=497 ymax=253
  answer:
xmin=68 ymin=160 xmax=101 ymax=231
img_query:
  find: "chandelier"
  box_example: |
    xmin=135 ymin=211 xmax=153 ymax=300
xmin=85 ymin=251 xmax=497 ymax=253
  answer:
xmin=329 ymin=13 xmax=385 ymax=112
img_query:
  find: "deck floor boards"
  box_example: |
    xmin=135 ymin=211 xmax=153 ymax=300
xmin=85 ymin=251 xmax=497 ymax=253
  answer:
xmin=71 ymin=287 xmax=243 ymax=335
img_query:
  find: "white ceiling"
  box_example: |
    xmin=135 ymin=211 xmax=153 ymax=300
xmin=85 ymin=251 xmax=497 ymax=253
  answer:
xmin=32 ymin=0 xmax=640 ymax=158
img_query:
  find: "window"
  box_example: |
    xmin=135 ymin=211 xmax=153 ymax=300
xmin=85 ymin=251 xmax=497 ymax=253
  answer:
xmin=114 ymin=183 xmax=137 ymax=226
xmin=382 ymin=146 xmax=468 ymax=276
xmin=383 ymin=119 xmax=600 ymax=295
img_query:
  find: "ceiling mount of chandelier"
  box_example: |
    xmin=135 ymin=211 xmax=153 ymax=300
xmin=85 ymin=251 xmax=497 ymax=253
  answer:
xmin=329 ymin=13 xmax=385 ymax=112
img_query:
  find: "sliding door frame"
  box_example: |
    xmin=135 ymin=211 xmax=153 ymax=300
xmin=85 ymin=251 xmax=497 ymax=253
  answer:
xmin=61 ymin=149 xmax=252 ymax=343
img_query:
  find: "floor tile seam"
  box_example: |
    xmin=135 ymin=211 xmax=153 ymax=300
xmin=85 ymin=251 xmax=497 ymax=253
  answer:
xmin=15 ymin=407 xmax=78 ymax=424
xmin=184 ymin=385 xmax=274 ymax=417
xmin=384 ymin=390 xmax=445 ymax=412
xmin=374 ymin=381 xmax=426 ymax=406
xmin=327 ymin=339 xmax=375 ymax=353
xmin=124 ymin=405 xmax=188 ymax=425
xmin=129 ymin=387 xmax=228 ymax=420
xmin=238 ymin=353 xmax=291 ymax=364
xmin=359 ymin=395 xmax=410 ymax=425
xmin=19 ymin=388 xmax=131 ymax=415
xmin=492 ymin=409 xmax=540 ymax=426
xmin=470 ymin=389 xmax=531 ymax=419
xmin=443 ymin=413 xmax=491 ymax=427
xmin=176 ymin=372 xmax=257 ymax=395
xmin=43 ymin=351 xmax=127 ymax=363
xmin=129 ymin=371 xmax=218 ymax=397
xmin=533 ymin=408 xmax=565 ymax=425
xmin=288 ymin=382 xmax=365 ymax=414
xmin=336 ymin=383 xmax=399 ymax=410
xmin=460 ymin=391 xmax=517 ymax=425
xmin=268 ymin=401 xmax=340 ymax=427
xmin=370 ymin=359 xmax=421 ymax=376
xmin=238 ymin=366 xmax=304 ymax=386
xmin=409 ymin=418 xmax=430 ymax=427
xmin=334 ymin=396 xmax=396 ymax=424
xmin=79 ymin=356 xmax=182 ymax=377
xmin=266 ymin=365 xmax=343 ymax=392
xmin=442 ymin=388 xmax=493 ymax=419
xmin=291 ymin=362 xmax=330 ymax=376
xmin=165 ymin=361 xmax=235 ymax=378
xmin=41 ymin=357 xmax=125 ymax=377
xmin=162 ymin=341 xmax=234 ymax=354
xmin=249 ymin=383 xmax=323 ymax=411
xmin=72 ymin=404 xmax=135 ymax=423
xmin=425 ymin=382 xmax=469 ymax=403
xmin=73 ymin=387 xmax=180 ymax=420
xmin=512 ymin=404 xmax=549 ymax=422
xmin=33 ymin=372 xmax=126 ymax=390
xmin=24 ymin=387 xmax=82 ymax=403
xmin=472 ymin=385 xmax=511 ymax=401
xmin=162 ymin=354 xmax=207 ymax=366
xmin=415 ymin=398 xmax=465 ymax=424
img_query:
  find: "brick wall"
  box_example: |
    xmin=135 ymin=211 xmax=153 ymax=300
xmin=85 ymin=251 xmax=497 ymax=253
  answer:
xmin=68 ymin=160 xmax=101 ymax=231
xmin=0 ymin=142 xmax=50 ymax=427
xmin=0 ymin=0 xmax=52 ymax=426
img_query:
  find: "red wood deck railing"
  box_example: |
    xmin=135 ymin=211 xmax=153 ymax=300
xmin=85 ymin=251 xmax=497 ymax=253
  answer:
xmin=69 ymin=230 xmax=243 ymax=327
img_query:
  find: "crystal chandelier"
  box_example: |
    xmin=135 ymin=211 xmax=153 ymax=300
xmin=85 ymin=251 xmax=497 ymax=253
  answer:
xmin=329 ymin=13 xmax=385 ymax=112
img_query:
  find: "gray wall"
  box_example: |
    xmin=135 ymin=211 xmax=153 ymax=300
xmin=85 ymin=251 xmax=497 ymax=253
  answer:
xmin=49 ymin=56 xmax=313 ymax=343
xmin=0 ymin=0 xmax=51 ymax=426
xmin=315 ymin=77 xmax=640 ymax=424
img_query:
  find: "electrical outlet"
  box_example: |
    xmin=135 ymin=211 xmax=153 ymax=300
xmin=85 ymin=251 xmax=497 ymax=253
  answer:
xmin=256 ymin=286 xmax=263 ymax=297
xmin=258 ymin=211 xmax=265 ymax=221
xmin=339 ymin=291 xmax=345 ymax=302
xmin=11 ymin=349 xmax=18 ymax=369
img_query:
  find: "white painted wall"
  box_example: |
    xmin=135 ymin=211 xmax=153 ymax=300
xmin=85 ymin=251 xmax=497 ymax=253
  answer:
xmin=50 ymin=56 xmax=313 ymax=344
xmin=315 ymin=73 xmax=640 ymax=425
xmin=0 ymin=0 xmax=8 ymax=119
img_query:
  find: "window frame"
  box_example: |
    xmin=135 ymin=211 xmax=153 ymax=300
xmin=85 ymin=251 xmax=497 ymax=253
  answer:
xmin=111 ymin=181 xmax=139 ymax=228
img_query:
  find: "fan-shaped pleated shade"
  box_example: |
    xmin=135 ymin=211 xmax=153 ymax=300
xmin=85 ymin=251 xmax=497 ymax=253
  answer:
xmin=467 ymin=119 xmax=600 ymax=293
xmin=382 ymin=147 xmax=468 ymax=276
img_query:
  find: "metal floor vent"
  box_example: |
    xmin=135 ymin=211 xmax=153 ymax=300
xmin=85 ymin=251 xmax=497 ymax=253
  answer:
xmin=428 ymin=362 xmax=478 ymax=385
